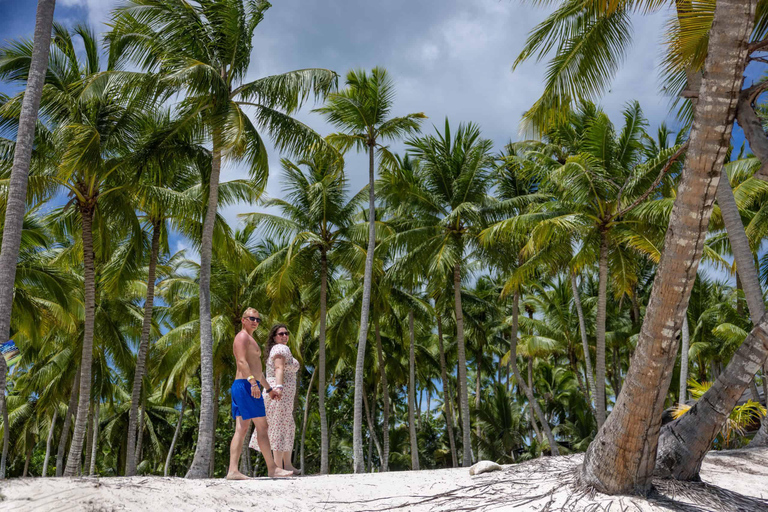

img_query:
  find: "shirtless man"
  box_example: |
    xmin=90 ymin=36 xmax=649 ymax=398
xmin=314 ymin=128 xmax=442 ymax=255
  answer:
xmin=227 ymin=307 xmax=292 ymax=479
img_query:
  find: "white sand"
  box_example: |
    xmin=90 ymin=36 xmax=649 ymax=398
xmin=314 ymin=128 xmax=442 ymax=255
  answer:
xmin=2 ymin=448 xmax=767 ymax=511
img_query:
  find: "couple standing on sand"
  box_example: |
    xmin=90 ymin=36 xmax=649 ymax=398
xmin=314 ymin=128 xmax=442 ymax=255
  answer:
xmin=227 ymin=307 xmax=300 ymax=479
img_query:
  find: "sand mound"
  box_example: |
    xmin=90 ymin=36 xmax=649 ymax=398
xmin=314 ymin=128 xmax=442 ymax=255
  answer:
xmin=2 ymin=448 xmax=767 ymax=511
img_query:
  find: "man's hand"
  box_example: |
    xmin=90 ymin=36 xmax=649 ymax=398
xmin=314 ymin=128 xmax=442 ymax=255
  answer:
xmin=251 ymin=382 xmax=261 ymax=399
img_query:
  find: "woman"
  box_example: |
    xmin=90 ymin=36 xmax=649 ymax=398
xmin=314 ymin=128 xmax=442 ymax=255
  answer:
xmin=250 ymin=323 xmax=301 ymax=474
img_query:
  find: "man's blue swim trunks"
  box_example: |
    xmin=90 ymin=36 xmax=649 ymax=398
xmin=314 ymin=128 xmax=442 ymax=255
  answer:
xmin=230 ymin=379 xmax=265 ymax=420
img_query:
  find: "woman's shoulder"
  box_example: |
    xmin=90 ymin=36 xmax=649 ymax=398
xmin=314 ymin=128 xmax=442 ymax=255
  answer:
xmin=270 ymin=343 xmax=292 ymax=359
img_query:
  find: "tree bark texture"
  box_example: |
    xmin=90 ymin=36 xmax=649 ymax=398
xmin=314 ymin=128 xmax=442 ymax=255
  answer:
xmin=300 ymin=368 xmax=316 ymax=474
xmin=374 ymin=319 xmax=390 ymax=471
xmin=65 ymin=204 xmax=97 ymax=477
xmin=595 ymin=232 xmax=609 ymax=429
xmin=436 ymin=311 xmax=458 ymax=467
xmin=352 ymin=143 xmax=376 ymax=473
xmin=407 ymin=310 xmax=419 ymax=470
xmin=186 ymin=132 xmax=222 ymax=479
xmin=42 ymin=407 xmax=58 ymax=477
xmin=571 ymin=272 xmax=596 ymax=413
xmin=89 ymin=401 xmax=100 ymax=475
xmin=679 ymin=316 xmax=690 ymax=403
xmin=164 ymin=392 xmax=186 ymax=477
xmin=318 ymin=250 xmax=329 ymax=474
xmin=454 ymin=263 xmax=472 ymax=466
xmin=126 ymin=220 xmax=161 ymax=475
xmin=0 ymin=0 xmax=57 ymax=478
xmin=56 ymin=370 xmax=79 ymax=477
xmin=581 ymin=0 xmax=755 ymax=494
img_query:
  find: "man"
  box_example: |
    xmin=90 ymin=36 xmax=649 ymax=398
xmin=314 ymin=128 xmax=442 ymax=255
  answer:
xmin=227 ymin=307 xmax=292 ymax=479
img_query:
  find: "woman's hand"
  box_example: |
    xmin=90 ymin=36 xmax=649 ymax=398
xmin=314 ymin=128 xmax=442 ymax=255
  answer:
xmin=268 ymin=388 xmax=282 ymax=400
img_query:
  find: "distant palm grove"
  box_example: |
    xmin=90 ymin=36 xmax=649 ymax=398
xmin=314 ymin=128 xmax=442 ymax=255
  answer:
xmin=1 ymin=0 xmax=768 ymax=496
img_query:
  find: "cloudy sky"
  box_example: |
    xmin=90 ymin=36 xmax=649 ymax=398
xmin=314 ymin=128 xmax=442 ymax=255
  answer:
xmin=1 ymin=0 xmax=737 ymax=277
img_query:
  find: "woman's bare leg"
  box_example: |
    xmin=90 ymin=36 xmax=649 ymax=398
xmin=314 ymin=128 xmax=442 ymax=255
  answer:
xmin=252 ymin=417 xmax=291 ymax=478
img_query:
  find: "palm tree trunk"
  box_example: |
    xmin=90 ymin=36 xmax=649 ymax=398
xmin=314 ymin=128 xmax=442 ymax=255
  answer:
xmin=454 ymin=263 xmax=473 ymax=466
xmin=657 ymin=165 xmax=768 ymax=471
xmin=83 ymin=401 xmax=93 ymax=475
xmin=374 ymin=318 xmax=390 ymax=471
xmin=353 ymin=142 xmax=377 ymax=473
xmin=679 ymin=315 xmax=690 ymax=403
xmin=436 ymin=310 xmax=457 ymax=467
xmin=318 ymin=249 xmax=329 ymax=474
xmin=57 ymin=370 xmax=79 ymax=477
xmin=300 ymin=368 xmax=316 ymax=474
xmin=581 ymin=0 xmax=755 ymax=494
xmin=186 ymin=130 xmax=222 ymax=479
xmin=595 ymin=231 xmax=609 ymax=429
xmin=407 ymin=310 xmax=419 ymax=470
xmin=209 ymin=375 xmax=220 ymax=477
xmin=126 ymin=220 xmax=161 ymax=476
xmin=43 ymin=408 xmax=58 ymax=477
xmin=135 ymin=400 xmax=146 ymax=471
xmin=0 ymin=0 xmax=56 ymax=478
xmin=89 ymin=401 xmax=100 ymax=476
xmin=571 ymin=272 xmax=597 ymax=414
xmin=362 ymin=387 xmax=383 ymax=465
xmin=65 ymin=203 xmax=97 ymax=477
xmin=164 ymin=392 xmax=186 ymax=477
xmin=23 ymin=443 xmax=32 ymax=477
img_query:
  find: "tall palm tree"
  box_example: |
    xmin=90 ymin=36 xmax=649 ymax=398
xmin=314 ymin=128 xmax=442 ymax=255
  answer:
xmin=0 ymin=0 xmax=56 ymax=478
xmin=314 ymin=67 xmax=425 ymax=472
xmin=581 ymin=0 xmax=755 ymax=494
xmin=240 ymin=151 xmax=365 ymax=474
xmin=387 ymin=120 xmax=495 ymax=466
xmin=110 ymin=0 xmax=337 ymax=478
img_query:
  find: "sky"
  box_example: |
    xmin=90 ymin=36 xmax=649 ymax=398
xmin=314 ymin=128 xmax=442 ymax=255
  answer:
xmin=0 ymin=0 xmax=742 ymax=281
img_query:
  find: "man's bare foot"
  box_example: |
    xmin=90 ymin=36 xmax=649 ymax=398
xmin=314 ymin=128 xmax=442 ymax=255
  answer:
xmin=268 ymin=467 xmax=293 ymax=478
xmin=226 ymin=471 xmax=251 ymax=480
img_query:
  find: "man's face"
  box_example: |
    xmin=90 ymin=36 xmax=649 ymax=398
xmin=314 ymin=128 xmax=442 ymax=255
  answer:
xmin=242 ymin=312 xmax=261 ymax=329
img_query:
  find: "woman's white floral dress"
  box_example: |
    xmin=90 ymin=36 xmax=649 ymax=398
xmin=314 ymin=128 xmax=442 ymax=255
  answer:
xmin=250 ymin=343 xmax=300 ymax=452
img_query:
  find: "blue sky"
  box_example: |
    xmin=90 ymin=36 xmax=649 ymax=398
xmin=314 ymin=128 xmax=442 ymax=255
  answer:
xmin=0 ymin=0 xmax=757 ymax=283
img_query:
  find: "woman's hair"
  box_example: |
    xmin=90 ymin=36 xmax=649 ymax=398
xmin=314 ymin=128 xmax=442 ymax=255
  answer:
xmin=265 ymin=323 xmax=288 ymax=363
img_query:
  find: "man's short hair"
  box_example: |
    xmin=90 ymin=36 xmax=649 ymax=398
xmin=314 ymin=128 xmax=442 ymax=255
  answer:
xmin=242 ymin=307 xmax=259 ymax=319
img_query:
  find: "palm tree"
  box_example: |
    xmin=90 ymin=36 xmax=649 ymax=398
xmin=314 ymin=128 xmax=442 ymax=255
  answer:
xmin=582 ymin=0 xmax=756 ymax=494
xmin=314 ymin=67 xmax=425 ymax=472
xmin=110 ymin=0 xmax=337 ymax=478
xmin=240 ymin=151 xmax=365 ymax=474
xmin=386 ymin=120 xmax=494 ymax=466
xmin=0 ymin=0 xmax=56 ymax=478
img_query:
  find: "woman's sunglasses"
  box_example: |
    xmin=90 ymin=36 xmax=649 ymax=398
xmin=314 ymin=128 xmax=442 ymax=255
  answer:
xmin=276 ymin=331 xmax=290 ymax=337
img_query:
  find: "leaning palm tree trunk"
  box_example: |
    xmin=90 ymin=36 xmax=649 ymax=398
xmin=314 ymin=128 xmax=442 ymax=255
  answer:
xmin=656 ymin=168 xmax=768 ymax=474
xmin=436 ymin=312 xmax=458 ymax=467
xmin=89 ymin=401 xmax=100 ymax=475
xmin=186 ymin=134 xmax=222 ymax=479
xmin=571 ymin=272 xmax=596 ymax=412
xmin=374 ymin=319 xmax=390 ymax=471
xmin=362 ymin=388 xmax=383 ymax=463
xmin=300 ymin=369 xmax=316 ymax=473
xmin=42 ymin=408 xmax=58 ymax=477
xmin=581 ymin=0 xmax=755 ymax=494
xmin=318 ymin=251 xmax=329 ymax=474
xmin=56 ymin=370 xmax=79 ymax=477
xmin=454 ymin=263 xmax=472 ymax=466
xmin=509 ymin=292 xmax=558 ymax=455
xmin=0 ymin=0 xmax=56 ymax=479
xmin=65 ymin=205 xmax=98 ymax=477
xmin=594 ymin=233 xmax=609 ymax=429
xmin=164 ymin=392 xmax=187 ymax=477
xmin=408 ymin=310 xmax=419 ymax=470
xmin=126 ymin=221 xmax=161 ymax=476
xmin=352 ymin=143 xmax=377 ymax=473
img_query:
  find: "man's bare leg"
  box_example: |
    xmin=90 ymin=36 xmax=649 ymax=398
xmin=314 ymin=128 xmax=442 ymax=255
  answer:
xmin=253 ymin=417 xmax=292 ymax=478
xmin=226 ymin=417 xmax=251 ymax=480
